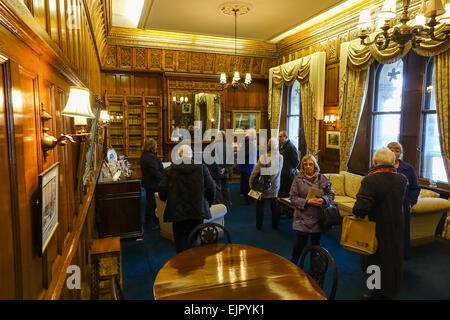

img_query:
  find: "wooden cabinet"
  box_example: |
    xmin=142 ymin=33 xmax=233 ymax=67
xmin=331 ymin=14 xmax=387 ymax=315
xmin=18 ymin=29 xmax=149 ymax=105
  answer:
xmin=105 ymin=92 xmax=163 ymax=159
xmin=95 ymin=179 xmax=142 ymax=239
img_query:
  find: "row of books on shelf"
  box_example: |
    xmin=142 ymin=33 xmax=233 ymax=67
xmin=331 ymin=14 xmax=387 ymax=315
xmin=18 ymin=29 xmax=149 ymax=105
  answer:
xmin=128 ymin=115 xmax=141 ymax=125
xmin=111 ymin=137 xmax=124 ymax=145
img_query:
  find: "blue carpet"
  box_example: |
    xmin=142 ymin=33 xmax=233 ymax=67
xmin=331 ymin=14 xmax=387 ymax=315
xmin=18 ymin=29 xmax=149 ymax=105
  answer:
xmin=120 ymin=183 xmax=450 ymax=300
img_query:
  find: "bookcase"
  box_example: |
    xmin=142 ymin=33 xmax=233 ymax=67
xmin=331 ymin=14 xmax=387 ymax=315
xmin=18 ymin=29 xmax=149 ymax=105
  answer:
xmin=105 ymin=92 xmax=162 ymax=160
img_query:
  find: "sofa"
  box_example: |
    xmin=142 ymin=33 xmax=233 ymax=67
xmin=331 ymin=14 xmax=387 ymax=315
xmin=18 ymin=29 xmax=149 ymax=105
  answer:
xmin=325 ymin=171 xmax=450 ymax=245
xmin=154 ymin=192 xmax=227 ymax=241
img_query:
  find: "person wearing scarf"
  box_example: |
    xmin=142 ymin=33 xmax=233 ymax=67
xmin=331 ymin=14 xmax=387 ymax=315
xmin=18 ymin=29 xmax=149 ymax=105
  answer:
xmin=289 ymin=154 xmax=335 ymax=265
xmin=353 ymin=147 xmax=408 ymax=300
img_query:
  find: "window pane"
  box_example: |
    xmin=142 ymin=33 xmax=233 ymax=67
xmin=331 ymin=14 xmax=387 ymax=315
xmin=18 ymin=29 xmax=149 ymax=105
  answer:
xmin=372 ymin=114 xmax=400 ymax=156
xmin=288 ymin=115 xmax=300 ymax=150
xmin=421 ymin=113 xmax=448 ymax=182
xmin=423 ymin=59 xmax=437 ymax=111
xmin=289 ymin=80 xmax=300 ymax=115
xmin=375 ymin=60 xmax=403 ymax=112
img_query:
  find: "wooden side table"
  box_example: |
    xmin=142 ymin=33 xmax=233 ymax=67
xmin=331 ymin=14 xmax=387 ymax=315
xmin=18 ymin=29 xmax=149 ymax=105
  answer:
xmin=90 ymin=237 xmax=122 ymax=300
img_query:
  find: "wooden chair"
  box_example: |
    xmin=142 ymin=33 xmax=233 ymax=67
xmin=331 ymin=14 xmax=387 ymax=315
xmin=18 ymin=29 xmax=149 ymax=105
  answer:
xmin=298 ymin=245 xmax=338 ymax=300
xmin=110 ymin=275 xmax=124 ymax=300
xmin=187 ymin=222 xmax=231 ymax=248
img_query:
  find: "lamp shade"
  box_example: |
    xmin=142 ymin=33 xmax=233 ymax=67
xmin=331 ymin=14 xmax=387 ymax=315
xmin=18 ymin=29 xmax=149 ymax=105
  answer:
xmin=425 ymin=0 xmax=446 ymax=18
xmin=62 ymin=87 xmax=95 ymax=118
xmin=358 ymin=9 xmax=372 ymax=28
xmin=380 ymin=0 xmax=396 ymax=20
xmin=440 ymin=3 xmax=450 ymax=22
xmin=99 ymin=110 xmax=110 ymax=122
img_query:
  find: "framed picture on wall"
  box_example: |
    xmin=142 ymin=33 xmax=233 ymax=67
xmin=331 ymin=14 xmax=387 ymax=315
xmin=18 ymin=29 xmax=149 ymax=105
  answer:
xmin=182 ymin=103 xmax=191 ymax=114
xmin=232 ymin=110 xmax=261 ymax=133
xmin=38 ymin=162 xmax=60 ymax=254
xmin=326 ymin=131 xmax=340 ymax=149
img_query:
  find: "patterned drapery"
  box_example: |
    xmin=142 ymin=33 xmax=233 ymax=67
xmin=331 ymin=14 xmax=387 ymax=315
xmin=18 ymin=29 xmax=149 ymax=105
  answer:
xmin=268 ymin=52 xmax=326 ymax=156
xmin=339 ymin=26 xmax=450 ymax=179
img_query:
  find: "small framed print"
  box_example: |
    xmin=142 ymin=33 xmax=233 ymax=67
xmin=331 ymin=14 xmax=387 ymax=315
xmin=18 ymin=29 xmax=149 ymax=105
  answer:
xmin=38 ymin=162 xmax=60 ymax=254
xmin=182 ymin=103 xmax=192 ymax=114
xmin=326 ymin=131 xmax=340 ymax=149
xmin=232 ymin=110 xmax=261 ymax=133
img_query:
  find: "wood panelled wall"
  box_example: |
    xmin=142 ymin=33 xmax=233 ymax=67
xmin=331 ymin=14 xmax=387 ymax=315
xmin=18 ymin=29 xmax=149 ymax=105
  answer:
xmin=0 ymin=0 xmax=104 ymax=299
xmin=101 ymin=70 xmax=269 ymax=161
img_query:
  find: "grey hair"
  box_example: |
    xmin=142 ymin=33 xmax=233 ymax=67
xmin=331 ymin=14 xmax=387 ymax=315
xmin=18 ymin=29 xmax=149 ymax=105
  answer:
xmin=178 ymin=144 xmax=193 ymax=159
xmin=387 ymin=141 xmax=404 ymax=160
xmin=373 ymin=147 xmax=395 ymax=166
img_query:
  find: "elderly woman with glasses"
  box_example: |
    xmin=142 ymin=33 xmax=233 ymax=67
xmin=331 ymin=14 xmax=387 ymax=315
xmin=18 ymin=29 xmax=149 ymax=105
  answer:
xmin=387 ymin=141 xmax=421 ymax=260
xmin=289 ymin=154 xmax=335 ymax=265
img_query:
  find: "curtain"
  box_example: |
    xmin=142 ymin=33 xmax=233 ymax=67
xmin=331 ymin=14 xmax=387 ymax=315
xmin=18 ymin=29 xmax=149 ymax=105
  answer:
xmin=339 ymin=26 xmax=450 ymax=176
xmin=434 ymin=51 xmax=450 ymax=183
xmin=268 ymin=52 xmax=325 ymax=155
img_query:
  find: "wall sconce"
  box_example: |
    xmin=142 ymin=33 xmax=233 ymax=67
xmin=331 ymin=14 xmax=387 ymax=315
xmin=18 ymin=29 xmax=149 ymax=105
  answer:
xmin=41 ymin=86 xmax=95 ymax=159
xmin=99 ymin=110 xmax=110 ymax=125
xmin=172 ymin=95 xmax=188 ymax=104
xmin=324 ymin=114 xmax=338 ymax=128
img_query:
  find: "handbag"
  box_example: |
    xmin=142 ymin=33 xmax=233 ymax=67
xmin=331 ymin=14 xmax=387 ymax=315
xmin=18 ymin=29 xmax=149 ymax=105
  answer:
xmin=253 ymin=174 xmax=272 ymax=192
xmin=318 ymin=204 xmax=342 ymax=231
xmin=340 ymin=215 xmax=378 ymax=255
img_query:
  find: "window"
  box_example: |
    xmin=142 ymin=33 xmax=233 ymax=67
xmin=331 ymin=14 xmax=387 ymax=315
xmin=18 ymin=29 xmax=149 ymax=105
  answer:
xmin=287 ymin=80 xmax=300 ymax=150
xmin=371 ymin=60 xmax=403 ymax=158
xmin=420 ymin=58 xmax=448 ymax=183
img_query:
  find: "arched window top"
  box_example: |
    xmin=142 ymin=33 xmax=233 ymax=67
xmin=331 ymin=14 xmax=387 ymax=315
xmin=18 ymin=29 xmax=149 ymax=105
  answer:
xmin=374 ymin=60 xmax=404 ymax=112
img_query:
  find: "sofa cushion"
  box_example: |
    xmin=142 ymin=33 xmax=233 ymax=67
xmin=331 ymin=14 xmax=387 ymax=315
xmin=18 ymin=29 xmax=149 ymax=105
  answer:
xmin=341 ymin=171 xmax=363 ymax=199
xmin=326 ymin=173 xmax=345 ymax=196
xmin=419 ymin=189 xmax=440 ymax=198
xmin=411 ymin=198 xmax=450 ymax=215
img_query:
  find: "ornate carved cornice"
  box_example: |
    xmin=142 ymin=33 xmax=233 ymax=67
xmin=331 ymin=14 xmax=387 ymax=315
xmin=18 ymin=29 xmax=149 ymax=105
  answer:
xmin=107 ymin=26 xmax=277 ymax=58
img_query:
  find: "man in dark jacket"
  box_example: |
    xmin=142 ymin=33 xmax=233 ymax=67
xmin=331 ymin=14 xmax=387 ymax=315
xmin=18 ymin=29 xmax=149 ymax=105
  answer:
xmin=278 ymin=131 xmax=300 ymax=198
xmin=352 ymin=147 xmax=408 ymax=300
xmin=207 ymin=131 xmax=234 ymax=210
xmin=158 ymin=145 xmax=216 ymax=253
xmin=140 ymin=139 xmax=164 ymax=230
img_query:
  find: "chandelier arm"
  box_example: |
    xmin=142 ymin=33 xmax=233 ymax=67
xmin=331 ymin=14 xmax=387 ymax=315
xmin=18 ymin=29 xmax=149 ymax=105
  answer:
xmin=360 ymin=31 xmax=385 ymax=46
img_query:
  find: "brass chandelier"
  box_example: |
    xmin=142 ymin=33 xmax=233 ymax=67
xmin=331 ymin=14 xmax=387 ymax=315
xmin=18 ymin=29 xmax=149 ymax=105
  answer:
xmin=358 ymin=0 xmax=450 ymax=51
xmin=219 ymin=3 xmax=252 ymax=89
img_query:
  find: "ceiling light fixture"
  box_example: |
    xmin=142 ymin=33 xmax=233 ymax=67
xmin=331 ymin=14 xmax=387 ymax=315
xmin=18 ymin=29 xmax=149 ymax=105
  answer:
xmin=219 ymin=2 xmax=252 ymax=90
xmin=358 ymin=0 xmax=450 ymax=51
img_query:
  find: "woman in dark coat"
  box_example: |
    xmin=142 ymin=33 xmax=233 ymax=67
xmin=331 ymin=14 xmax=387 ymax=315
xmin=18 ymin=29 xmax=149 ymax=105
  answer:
xmin=236 ymin=129 xmax=257 ymax=205
xmin=140 ymin=139 xmax=164 ymax=229
xmin=158 ymin=145 xmax=216 ymax=253
xmin=387 ymin=142 xmax=420 ymax=259
xmin=353 ymin=147 xmax=408 ymax=300
xmin=289 ymin=154 xmax=335 ymax=265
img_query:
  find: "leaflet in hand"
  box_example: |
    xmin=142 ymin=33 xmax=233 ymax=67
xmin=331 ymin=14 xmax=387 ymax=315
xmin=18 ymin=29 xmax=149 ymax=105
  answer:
xmin=248 ymin=189 xmax=262 ymax=200
xmin=306 ymin=187 xmax=323 ymax=200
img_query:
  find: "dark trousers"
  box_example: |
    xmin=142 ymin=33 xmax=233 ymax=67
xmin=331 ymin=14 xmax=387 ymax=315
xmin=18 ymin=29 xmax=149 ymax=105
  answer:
xmin=291 ymin=231 xmax=321 ymax=265
xmin=145 ymin=189 xmax=158 ymax=227
xmin=215 ymin=178 xmax=232 ymax=210
xmin=240 ymin=172 xmax=252 ymax=204
xmin=172 ymin=219 xmax=203 ymax=253
xmin=404 ymin=203 xmax=411 ymax=259
xmin=256 ymin=198 xmax=280 ymax=230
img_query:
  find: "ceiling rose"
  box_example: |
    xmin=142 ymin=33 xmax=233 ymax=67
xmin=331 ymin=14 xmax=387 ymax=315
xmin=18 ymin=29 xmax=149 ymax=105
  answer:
xmin=219 ymin=1 xmax=252 ymax=16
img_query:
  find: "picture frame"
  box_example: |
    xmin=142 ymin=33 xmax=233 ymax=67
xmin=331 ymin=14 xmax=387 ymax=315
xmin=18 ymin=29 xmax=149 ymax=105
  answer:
xmin=38 ymin=162 xmax=60 ymax=254
xmin=326 ymin=131 xmax=340 ymax=149
xmin=232 ymin=110 xmax=261 ymax=133
xmin=182 ymin=103 xmax=191 ymax=114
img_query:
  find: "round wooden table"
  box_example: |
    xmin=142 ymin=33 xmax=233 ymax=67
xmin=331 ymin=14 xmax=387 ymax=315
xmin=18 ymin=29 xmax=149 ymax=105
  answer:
xmin=153 ymin=244 xmax=326 ymax=300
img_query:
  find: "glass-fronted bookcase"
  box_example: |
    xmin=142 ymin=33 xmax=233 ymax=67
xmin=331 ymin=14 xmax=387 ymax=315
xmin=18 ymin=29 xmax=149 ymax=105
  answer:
xmin=105 ymin=92 xmax=162 ymax=160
